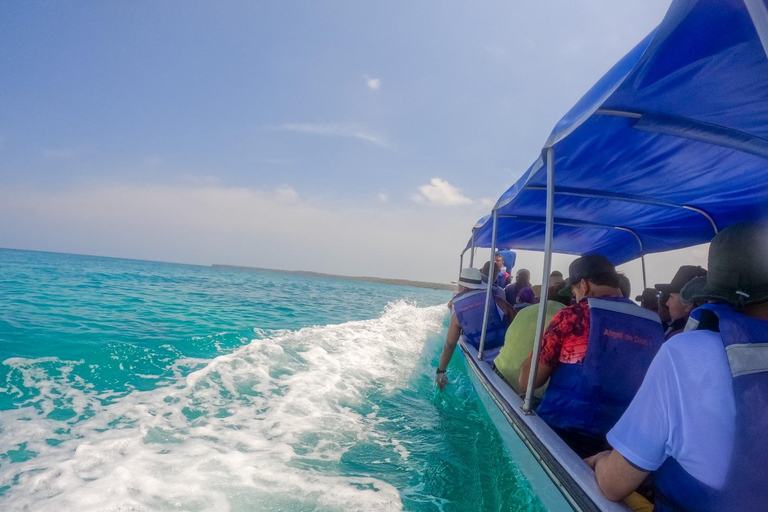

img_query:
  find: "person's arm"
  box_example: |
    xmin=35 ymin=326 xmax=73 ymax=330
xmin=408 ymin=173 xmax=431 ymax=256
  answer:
xmin=494 ymin=295 xmax=517 ymax=323
xmin=436 ymin=314 xmax=462 ymax=390
xmin=517 ymin=307 xmax=569 ymax=391
xmin=518 ymin=356 xmax=553 ymax=390
xmin=585 ymin=450 xmax=650 ymax=502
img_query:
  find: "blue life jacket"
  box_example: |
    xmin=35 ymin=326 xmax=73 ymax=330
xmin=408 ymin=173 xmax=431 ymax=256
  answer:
xmin=654 ymin=303 xmax=768 ymax=512
xmin=495 ymin=269 xmax=509 ymax=288
xmin=536 ymin=297 xmax=664 ymax=439
xmin=453 ymin=288 xmax=507 ymax=350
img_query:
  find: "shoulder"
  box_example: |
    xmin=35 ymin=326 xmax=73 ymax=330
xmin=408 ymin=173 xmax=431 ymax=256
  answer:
xmin=659 ymin=329 xmax=726 ymax=367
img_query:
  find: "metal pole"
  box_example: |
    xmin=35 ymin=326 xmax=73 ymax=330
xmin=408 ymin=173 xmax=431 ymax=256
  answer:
xmin=641 ymin=255 xmax=647 ymax=290
xmin=469 ymin=232 xmax=476 ymax=266
xmin=477 ymin=210 xmax=499 ymax=360
xmin=523 ymin=147 xmax=555 ymax=413
xmin=459 ymin=253 xmax=464 ymax=274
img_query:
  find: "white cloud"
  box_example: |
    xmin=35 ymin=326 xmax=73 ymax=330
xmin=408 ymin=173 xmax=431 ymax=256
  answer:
xmin=364 ymin=75 xmax=381 ymax=90
xmin=377 ymin=191 xmax=388 ymax=203
xmin=275 ymin=185 xmax=300 ymax=202
xmin=277 ymin=123 xmax=389 ymax=148
xmin=414 ymin=178 xmax=473 ymax=206
xmin=478 ymin=197 xmax=495 ymax=208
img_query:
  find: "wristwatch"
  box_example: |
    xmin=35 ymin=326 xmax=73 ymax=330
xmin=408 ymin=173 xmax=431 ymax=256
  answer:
xmin=436 ymin=368 xmax=446 ymax=374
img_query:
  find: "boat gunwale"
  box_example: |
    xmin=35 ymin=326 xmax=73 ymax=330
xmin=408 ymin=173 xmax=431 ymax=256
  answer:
xmin=460 ymin=340 xmax=632 ymax=512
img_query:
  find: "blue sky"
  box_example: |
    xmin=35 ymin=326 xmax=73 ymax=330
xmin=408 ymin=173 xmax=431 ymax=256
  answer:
xmin=1 ymin=1 xmax=689 ymax=283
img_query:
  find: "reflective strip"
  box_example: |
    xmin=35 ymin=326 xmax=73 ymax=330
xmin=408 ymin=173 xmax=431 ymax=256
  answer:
xmin=458 ymin=288 xmax=488 ymax=301
xmin=726 ymin=343 xmax=768 ymax=377
xmin=684 ymin=316 xmax=700 ymax=332
xmin=587 ymin=298 xmax=662 ymax=324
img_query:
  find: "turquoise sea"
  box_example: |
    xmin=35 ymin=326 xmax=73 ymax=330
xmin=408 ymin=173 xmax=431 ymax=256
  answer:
xmin=0 ymin=249 xmax=543 ymax=512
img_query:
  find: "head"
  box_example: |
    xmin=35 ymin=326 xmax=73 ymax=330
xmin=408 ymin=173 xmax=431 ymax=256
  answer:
xmin=481 ymin=261 xmax=501 ymax=279
xmin=655 ymin=265 xmax=708 ymax=321
xmin=679 ymin=223 xmax=768 ymax=313
xmin=550 ymin=281 xmax=573 ymax=306
xmin=457 ymin=267 xmax=485 ymax=293
xmin=565 ymin=254 xmax=621 ymax=302
xmin=495 ymin=253 xmax=505 ymax=268
xmin=636 ymin=288 xmax=659 ymax=312
xmin=617 ymin=273 xmax=631 ymax=299
xmin=517 ymin=287 xmax=535 ymax=304
xmin=515 ymin=269 xmax=531 ymax=287
xmin=548 ymin=270 xmax=565 ymax=288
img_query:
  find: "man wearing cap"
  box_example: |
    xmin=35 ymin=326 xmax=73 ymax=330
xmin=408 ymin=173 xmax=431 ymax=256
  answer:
xmin=587 ymin=223 xmax=768 ymax=512
xmin=654 ymin=265 xmax=708 ymax=340
xmin=636 ymin=288 xmax=659 ymax=313
xmin=436 ymin=267 xmax=515 ymax=390
xmin=518 ymin=254 xmax=664 ymax=457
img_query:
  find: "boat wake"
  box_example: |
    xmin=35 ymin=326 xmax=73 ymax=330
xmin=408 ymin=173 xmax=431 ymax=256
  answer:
xmin=0 ymin=301 xmax=449 ymax=512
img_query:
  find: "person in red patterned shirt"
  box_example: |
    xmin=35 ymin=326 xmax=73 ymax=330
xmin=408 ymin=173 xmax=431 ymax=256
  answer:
xmin=518 ymin=254 xmax=626 ymax=456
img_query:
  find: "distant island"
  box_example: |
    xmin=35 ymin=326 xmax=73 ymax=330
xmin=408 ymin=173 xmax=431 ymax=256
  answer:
xmin=212 ymin=264 xmax=455 ymax=291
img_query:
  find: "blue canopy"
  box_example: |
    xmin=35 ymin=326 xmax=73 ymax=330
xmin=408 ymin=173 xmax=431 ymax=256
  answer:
xmin=467 ymin=0 xmax=768 ymax=265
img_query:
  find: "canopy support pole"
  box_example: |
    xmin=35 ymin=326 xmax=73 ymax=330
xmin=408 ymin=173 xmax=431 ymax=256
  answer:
xmin=477 ymin=210 xmax=498 ymax=361
xmin=459 ymin=253 xmax=464 ymax=274
xmin=469 ymin=232 xmax=476 ymax=266
xmin=523 ymin=147 xmax=555 ymax=414
xmin=641 ymin=255 xmax=648 ymax=290
xmin=745 ymin=0 xmax=768 ymax=59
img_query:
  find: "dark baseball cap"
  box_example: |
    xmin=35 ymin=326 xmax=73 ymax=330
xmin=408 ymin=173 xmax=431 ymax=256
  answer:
xmin=558 ymin=254 xmax=617 ymax=297
xmin=655 ymin=265 xmax=708 ymax=294
xmin=635 ymin=287 xmax=659 ymax=305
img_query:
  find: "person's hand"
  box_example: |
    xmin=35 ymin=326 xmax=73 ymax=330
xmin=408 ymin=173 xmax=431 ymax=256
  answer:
xmin=436 ymin=371 xmax=448 ymax=391
xmin=584 ymin=450 xmax=612 ymax=470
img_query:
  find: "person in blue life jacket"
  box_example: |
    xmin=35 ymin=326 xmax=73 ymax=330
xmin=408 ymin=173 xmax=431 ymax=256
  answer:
xmin=586 ymin=222 xmax=768 ymax=512
xmin=494 ymin=253 xmax=511 ymax=288
xmin=518 ymin=254 xmax=665 ymax=458
xmin=436 ymin=267 xmax=516 ymax=391
xmin=654 ymin=265 xmax=708 ymax=340
xmin=480 ymin=261 xmax=508 ymax=301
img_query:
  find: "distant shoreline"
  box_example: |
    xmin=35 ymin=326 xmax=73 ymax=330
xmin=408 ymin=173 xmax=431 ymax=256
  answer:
xmin=212 ymin=264 xmax=455 ymax=291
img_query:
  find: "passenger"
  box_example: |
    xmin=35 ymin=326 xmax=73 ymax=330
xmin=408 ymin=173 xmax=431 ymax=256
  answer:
xmin=436 ymin=267 xmax=515 ymax=390
xmin=549 ymin=270 xmax=565 ymax=287
xmin=514 ymin=286 xmax=537 ymax=311
xmin=505 ymin=269 xmax=531 ymax=305
xmin=618 ymin=273 xmax=631 ymax=299
xmin=480 ymin=261 xmax=506 ymax=300
xmin=586 ymin=223 xmax=768 ymax=512
xmin=493 ymin=281 xmax=572 ymax=396
xmin=494 ymin=253 xmax=511 ymax=288
xmin=518 ymin=254 xmax=664 ymax=457
xmin=655 ymin=265 xmax=708 ymax=340
xmin=635 ymin=288 xmax=659 ymax=313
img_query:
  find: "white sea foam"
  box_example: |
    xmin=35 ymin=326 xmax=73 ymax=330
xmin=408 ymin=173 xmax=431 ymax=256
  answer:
xmin=0 ymin=301 xmax=448 ymax=512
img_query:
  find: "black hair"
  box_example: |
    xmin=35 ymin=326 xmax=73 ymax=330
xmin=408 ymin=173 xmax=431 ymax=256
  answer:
xmin=515 ymin=269 xmax=531 ymax=288
xmin=617 ymin=273 xmax=631 ymax=299
xmin=549 ymin=283 xmax=572 ymax=306
xmin=585 ymin=272 xmax=621 ymax=289
xmin=481 ymin=261 xmax=501 ymax=277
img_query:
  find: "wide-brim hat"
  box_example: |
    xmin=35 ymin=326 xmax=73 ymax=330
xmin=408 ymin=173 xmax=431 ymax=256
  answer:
xmin=679 ymin=223 xmax=768 ymax=309
xmin=457 ymin=267 xmax=486 ymax=290
xmin=655 ymin=265 xmax=708 ymax=294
